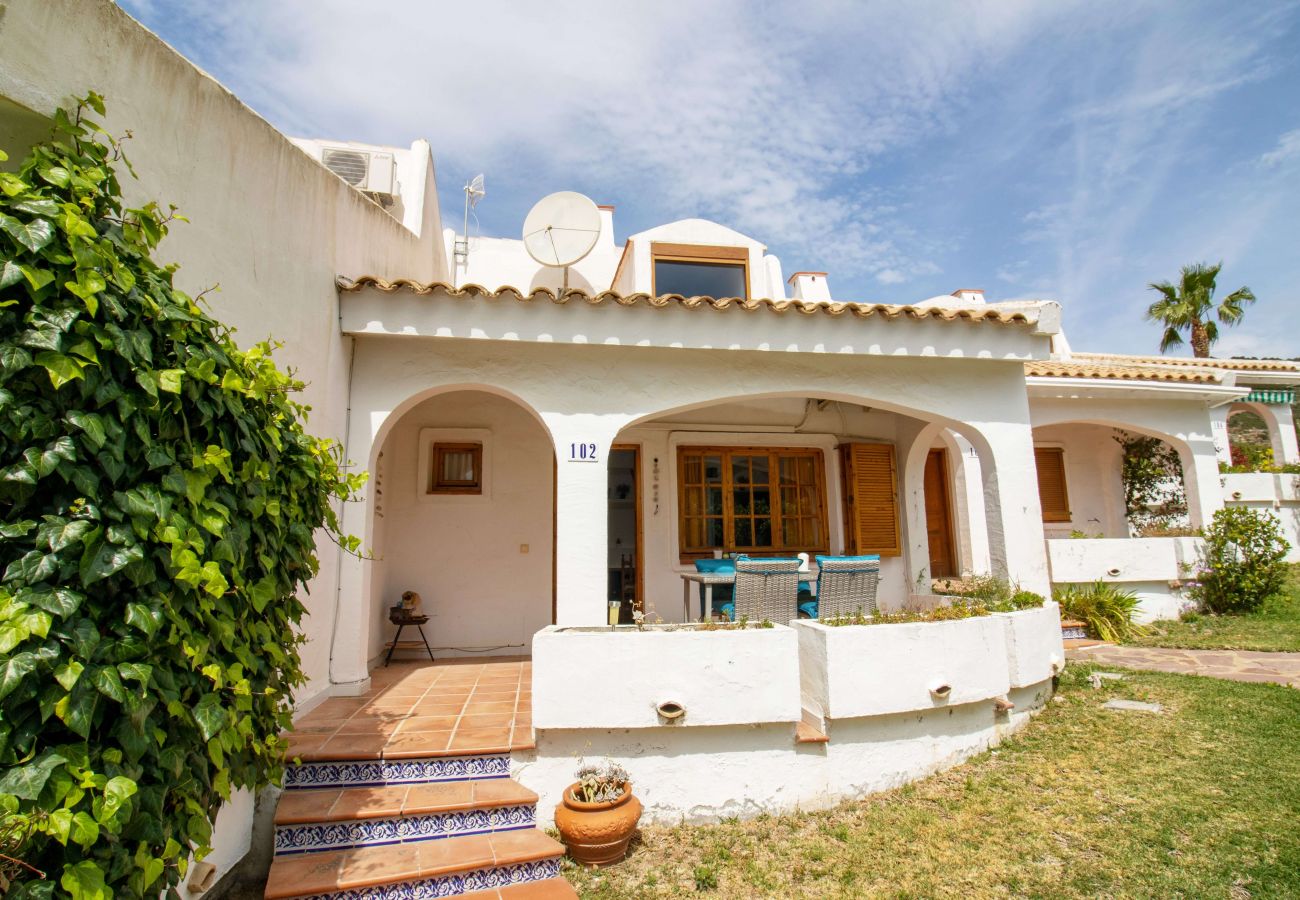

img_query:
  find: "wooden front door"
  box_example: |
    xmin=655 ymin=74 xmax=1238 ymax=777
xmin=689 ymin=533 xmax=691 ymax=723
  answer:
xmin=923 ymin=448 xmax=956 ymax=578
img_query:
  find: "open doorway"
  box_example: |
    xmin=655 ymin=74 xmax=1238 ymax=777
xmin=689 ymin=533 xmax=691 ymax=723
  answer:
xmin=924 ymin=448 xmax=957 ymax=578
xmin=608 ymin=445 xmax=642 ymax=622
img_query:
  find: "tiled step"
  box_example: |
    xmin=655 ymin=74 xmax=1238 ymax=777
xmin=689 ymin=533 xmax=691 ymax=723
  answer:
xmin=285 ymin=753 xmax=512 ymax=790
xmin=275 ymin=780 xmax=539 ymax=855
xmin=263 ymin=828 xmax=568 ymax=899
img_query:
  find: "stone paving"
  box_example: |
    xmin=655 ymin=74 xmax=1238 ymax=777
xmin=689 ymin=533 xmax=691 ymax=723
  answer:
xmin=1067 ymin=644 xmax=1300 ymax=688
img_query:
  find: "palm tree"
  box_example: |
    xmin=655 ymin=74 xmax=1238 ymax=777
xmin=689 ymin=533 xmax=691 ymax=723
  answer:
xmin=1146 ymin=262 xmax=1256 ymax=358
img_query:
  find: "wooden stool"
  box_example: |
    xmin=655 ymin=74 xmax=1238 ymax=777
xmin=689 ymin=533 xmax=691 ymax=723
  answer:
xmin=385 ymin=611 xmax=434 ymax=666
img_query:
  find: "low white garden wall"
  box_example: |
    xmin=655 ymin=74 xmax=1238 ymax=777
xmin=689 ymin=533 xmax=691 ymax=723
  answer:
xmin=531 ymin=623 xmax=801 ymax=729
xmin=1221 ymin=472 xmax=1300 ymax=563
xmin=1045 ymin=537 xmax=1201 ymax=622
xmin=520 ymin=607 xmax=1061 ymax=824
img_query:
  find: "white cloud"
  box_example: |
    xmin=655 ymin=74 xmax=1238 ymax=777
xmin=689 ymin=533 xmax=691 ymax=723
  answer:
xmin=875 ymin=269 xmax=906 ymax=285
xmin=1259 ymin=128 xmax=1300 ymax=168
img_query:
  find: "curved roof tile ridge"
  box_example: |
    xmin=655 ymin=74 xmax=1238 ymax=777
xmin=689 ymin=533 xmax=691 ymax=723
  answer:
xmin=1024 ymin=359 xmax=1224 ymax=384
xmin=334 ymin=276 xmax=1036 ymax=326
xmin=1071 ymin=351 xmax=1299 ymax=372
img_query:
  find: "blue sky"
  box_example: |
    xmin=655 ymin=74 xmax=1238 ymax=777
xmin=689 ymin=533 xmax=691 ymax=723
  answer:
xmin=121 ymin=1 xmax=1300 ymax=357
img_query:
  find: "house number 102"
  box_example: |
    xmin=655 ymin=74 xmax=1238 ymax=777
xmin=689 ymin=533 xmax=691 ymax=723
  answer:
xmin=568 ymin=442 xmax=599 ymax=463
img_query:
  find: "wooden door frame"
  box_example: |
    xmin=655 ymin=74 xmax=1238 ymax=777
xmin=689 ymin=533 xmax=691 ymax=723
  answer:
xmin=925 ymin=447 xmax=957 ymax=578
xmin=611 ymin=443 xmax=644 ymax=611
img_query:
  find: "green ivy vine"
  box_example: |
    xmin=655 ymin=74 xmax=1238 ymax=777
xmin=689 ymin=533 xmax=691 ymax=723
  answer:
xmin=0 ymin=94 xmax=364 ymax=897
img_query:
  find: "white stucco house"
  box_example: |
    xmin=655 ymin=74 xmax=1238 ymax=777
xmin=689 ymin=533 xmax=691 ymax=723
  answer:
xmin=2 ymin=2 xmax=1297 ymax=897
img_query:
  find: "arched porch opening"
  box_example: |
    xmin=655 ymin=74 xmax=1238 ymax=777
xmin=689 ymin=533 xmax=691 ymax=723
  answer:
xmin=1030 ymin=419 xmax=1196 ymax=537
xmin=361 ymin=387 xmax=556 ymax=664
xmin=608 ymin=390 xmax=1027 ymax=618
xmin=1226 ymin=400 xmax=1297 ymax=468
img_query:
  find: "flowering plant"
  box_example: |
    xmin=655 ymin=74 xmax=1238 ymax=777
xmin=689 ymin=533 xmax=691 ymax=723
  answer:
xmin=572 ymin=759 xmax=630 ymax=803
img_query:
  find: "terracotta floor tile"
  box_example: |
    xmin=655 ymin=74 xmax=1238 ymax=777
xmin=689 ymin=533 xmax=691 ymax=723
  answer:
xmin=289 ymin=721 xmax=341 ymax=735
xmin=336 ymin=844 xmax=423 ymax=889
xmin=284 ymin=734 xmax=329 ymax=759
xmin=317 ymin=734 xmax=388 ymax=760
xmin=404 ymin=780 xmax=474 ymax=813
xmin=330 ymin=786 xmax=408 ymax=819
xmin=464 ymin=699 xmax=516 ymax=714
xmin=274 ymin=789 xmax=340 ymax=825
xmin=490 ymin=829 xmax=563 ymax=864
xmin=334 ymin=718 xmax=405 ymax=737
xmin=398 ymin=715 xmax=461 ymax=733
xmin=383 ymin=731 xmax=453 ymax=758
xmin=470 ymin=686 xmax=519 ymax=697
xmin=264 ymin=851 xmax=343 ymax=899
xmin=413 ymin=702 xmax=468 ymax=716
xmin=459 ymin=890 xmax=502 ymax=900
xmin=419 ymin=834 xmax=495 ymax=876
xmin=472 ymin=779 xmax=537 ymax=807
xmin=499 ymin=878 xmax=579 ymax=899
xmin=311 ymin=698 xmax=371 ymax=717
xmin=459 ymin=713 xmax=515 ymax=729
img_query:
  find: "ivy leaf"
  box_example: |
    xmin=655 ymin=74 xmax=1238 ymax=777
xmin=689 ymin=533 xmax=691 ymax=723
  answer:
xmin=247 ymin=576 xmax=277 ymax=614
xmin=0 ymin=342 xmax=32 ymax=372
xmin=0 ymin=258 xmax=22 ymax=289
xmin=0 ymin=651 xmax=37 ymax=701
xmin=79 ymin=536 xmax=144 ymax=586
xmin=124 ymin=602 xmax=163 ymax=638
xmin=38 ymin=518 xmax=95 ymax=553
xmin=157 ymin=368 xmax=184 ymax=394
xmin=117 ymin=662 xmax=152 ymax=687
xmin=0 ymin=749 xmax=66 ymax=800
xmin=55 ymin=660 xmax=84 ymax=691
xmin=191 ymin=693 xmax=228 ymax=741
xmin=19 ymin=263 xmax=55 ymax=292
xmin=101 ymin=775 xmax=137 ymax=820
xmin=34 ymin=351 xmax=85 ymax=388
xmin=24 ymin=587 xmax=85 ymax=618
xmin=0 ymin=211 xmax=55 ymax=253
xmin=54 ymin=686 xmax=96 ymax=737
xmin=13 ymin=198 xmax=59 ymax=218
xmin=70 ymin=811 xmax=100 ymax=848
xmin=61 ymin=861 xmax=110 ymax=900
xmin=0 ymin=519 xmax=36 ymax=539
xmin=4 ymin=550 xmax=59 ymax=584
xmin=93 ymin=665 xmax=127 ymax=703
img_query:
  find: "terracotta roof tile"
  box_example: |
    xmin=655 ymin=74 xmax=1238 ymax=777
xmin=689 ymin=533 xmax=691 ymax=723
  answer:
xmin=336 ymin=276 xmax=1037 ymax=326
xmin=1024 ymin=360 xmax=1224 ymax=384
xmin=1072 ymin=352 xmax=1299 ymax=373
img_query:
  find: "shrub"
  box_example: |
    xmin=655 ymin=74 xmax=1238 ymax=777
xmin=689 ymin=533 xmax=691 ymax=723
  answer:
xmin=1191 ymin=507 xmax=1289 ymax=614
xmin=0 ymin=96 xmax=362 ymax=896
xmin=1053 ymin=581 xmax=1146 ymax=642
xmin=1114 ymin=431 xmax=1188 ymax=534
xmin=933 ymin=575 xmax=1045 ymax=612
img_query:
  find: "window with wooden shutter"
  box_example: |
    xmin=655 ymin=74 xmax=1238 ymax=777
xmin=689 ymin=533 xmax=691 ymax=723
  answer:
xmin=1034 ymin=446 xmax=1071 ymax=522
xmin=838 ymin=442 xmax=901 ymax=556
xmin=676 ymin=446 xmax=828 ymax=561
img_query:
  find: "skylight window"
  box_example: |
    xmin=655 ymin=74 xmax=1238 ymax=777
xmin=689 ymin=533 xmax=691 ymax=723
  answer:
xmin=651 ymin=243 xmax=749 ymax=299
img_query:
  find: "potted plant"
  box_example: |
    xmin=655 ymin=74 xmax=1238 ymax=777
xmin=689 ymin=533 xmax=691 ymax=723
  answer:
xmin=553 ymin=760 xmax=641 ymax=865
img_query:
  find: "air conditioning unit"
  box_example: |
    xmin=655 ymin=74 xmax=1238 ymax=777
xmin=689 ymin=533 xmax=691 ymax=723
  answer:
xmin=320 ymin=146 xmax=395 ymax=196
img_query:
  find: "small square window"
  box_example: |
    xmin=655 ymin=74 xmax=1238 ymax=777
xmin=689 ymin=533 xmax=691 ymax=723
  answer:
xmin=429 ymin=442 xmax=482 ymax=494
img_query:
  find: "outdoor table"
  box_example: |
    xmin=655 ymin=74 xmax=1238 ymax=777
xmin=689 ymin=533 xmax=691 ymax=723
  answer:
xmin=679 ymin=568 xmax=818 ymax=621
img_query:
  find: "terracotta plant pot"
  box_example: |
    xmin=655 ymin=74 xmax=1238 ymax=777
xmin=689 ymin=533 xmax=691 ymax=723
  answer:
xmin=553 ymin=781 xmax=642 ymax=866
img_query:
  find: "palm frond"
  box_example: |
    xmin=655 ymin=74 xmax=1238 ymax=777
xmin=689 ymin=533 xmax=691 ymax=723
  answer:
xmin=1217 ymin=286 xmax=1256 ymax=324
xmin=1159 ymin=326 xmax=1185 ymax=352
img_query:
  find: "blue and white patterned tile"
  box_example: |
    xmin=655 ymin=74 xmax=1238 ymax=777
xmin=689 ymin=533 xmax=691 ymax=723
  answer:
xmin=275 ymin=804 xmax=536 ymax=854
xmin=284 ymin=754 xmax=511 ymax=790
xmin=291 ymin=857 xmax=560 ymax=899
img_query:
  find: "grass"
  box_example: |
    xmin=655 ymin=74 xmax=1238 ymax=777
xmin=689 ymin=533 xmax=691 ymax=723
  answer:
xmin=562 ymin=665 xmax=1300 ymax=898
xmin=1127 ymin=565 xmax=1300 ymax=653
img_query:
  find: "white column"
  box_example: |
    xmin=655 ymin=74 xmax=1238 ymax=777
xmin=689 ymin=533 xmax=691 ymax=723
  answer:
xmin=1267 ymin=403 xmax=1299 ymax=465
xmin=1179 ymin=438 xmax=1225 ymax=529
xmin=952 ymin=433 xmax=991 ymax=575
xmin=973 ymin=423 xmax=1052 ymax=597
xmin=544 ymin=414 xmax=632 ymax=626
xmin=1209 ymin=405 xmax=1232 ymax=466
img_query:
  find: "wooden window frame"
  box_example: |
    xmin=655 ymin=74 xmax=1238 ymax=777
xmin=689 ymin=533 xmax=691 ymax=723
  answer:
xmin=1034 ymin=446 xmax=1071 ymax=523
xmin=675 ymin=445 xmax=829 ymax=562
xmin=428 ymin=442 xmax=483 ymax=495
xmin=651 ymin=242 xmax=750 ymax=299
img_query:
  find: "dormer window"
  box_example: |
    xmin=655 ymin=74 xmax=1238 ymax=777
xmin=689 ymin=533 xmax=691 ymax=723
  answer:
xmin=651 ymin=243 xmax=749 ymax=299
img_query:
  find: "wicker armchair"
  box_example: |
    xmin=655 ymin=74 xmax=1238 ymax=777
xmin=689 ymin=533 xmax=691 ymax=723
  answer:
xmin=732 ymin=557 xmax=801 ymax=622
xmin=814 ymin=555 xmax=881 ymax=618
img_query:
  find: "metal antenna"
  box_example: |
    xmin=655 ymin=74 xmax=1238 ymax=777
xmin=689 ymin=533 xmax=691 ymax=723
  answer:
xmin=453 ymin=174 xmax=486 ymax=280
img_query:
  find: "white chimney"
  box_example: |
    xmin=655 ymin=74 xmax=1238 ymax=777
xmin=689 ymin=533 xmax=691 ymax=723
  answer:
xmin=788 ymin=271 xmax=832 ymax=303
xmin=949 ymin=288 xmax=986 ymax=305
xmin=597 ymin=204 xmax=616 ymax=249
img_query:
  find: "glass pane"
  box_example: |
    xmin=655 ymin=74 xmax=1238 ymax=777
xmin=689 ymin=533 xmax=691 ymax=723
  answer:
xmin=733 ymin=457 xmax=750 ymax=485
xmin=735 ymin=519 xmax=752 ymax=546
xmin=654 ymin=259 xmax=748 ymax=299
xmin=705 ymin=518 xmax=724 ymax=546
xmin=755 ymin=518 xmax=773 ymax=547
xmin=706 ymin=488 xmax=723 ymax=515
xmin=798 ymin=457 xmax=816 ymax=482
xmin=800 ymin=486 xmax=817 ymax=517
xmin=778 ymin=457 xmax=796 ymax=485
xmin=751 ymin=456 xmax=769 ymax=485
xmin=440 ymin=450 xmax=475 ymax=482
xmin=733 ymin=489 xmax=751 ymax=515
xmin=685 ymin=518 xmax=703 ymax=547
xmin=753 ymin=488 xmax=771 ymax=516
xmin=705 ymin=456 xmax=723 ymax=483
xmin=782 ymin=519 xmax=797 ymax=546
xmin=685 ymin=488 xmax=702 ymax=516
xmin=682 ymin=455 xmax=702 ymax=484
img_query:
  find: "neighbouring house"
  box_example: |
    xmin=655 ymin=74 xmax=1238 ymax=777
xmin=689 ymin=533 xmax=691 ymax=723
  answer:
xmin=2 ymin=2 xmax=1297 ymax=897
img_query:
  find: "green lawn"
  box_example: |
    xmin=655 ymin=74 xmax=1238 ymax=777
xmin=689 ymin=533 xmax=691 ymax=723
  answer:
xmin=1127 ymin=564 xmax=1300 ymax=653
xmin=563 ymin=665 xmax=1300 ymax=898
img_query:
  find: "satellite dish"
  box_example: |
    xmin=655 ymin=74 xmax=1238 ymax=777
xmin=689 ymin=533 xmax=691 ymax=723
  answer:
xmin=522 ymin=191 xmax=601 ymax=268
